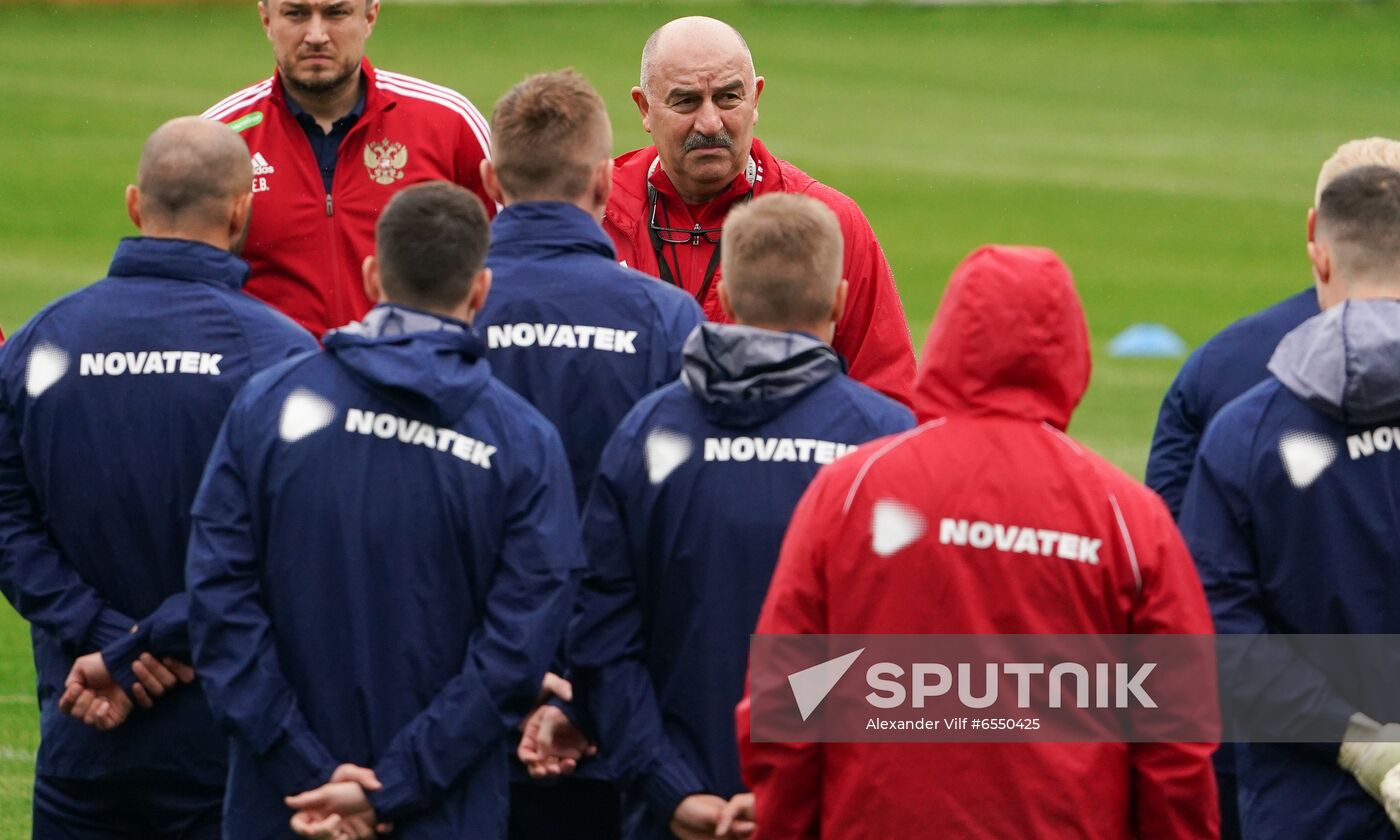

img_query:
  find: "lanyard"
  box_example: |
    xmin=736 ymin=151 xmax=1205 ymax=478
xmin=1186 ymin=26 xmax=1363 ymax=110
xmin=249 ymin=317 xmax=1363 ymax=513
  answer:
xmin=645 ymin=156 xmax=758 ymax=306
xmin=648 ymin=194 xmax=728 ymax=307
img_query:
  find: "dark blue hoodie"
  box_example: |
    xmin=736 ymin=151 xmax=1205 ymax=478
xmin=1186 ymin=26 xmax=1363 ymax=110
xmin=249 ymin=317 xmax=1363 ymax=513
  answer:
xmin=1180 ymin=298 xmax=1400 ymax=839
xmin=186 ymin=305 xmax=584 ymax=839
xmin=1148 ymin=288 xmax=1318 ymax=517
xmin=478 ymin=202 xmax=703 ymax=508
xmin=569 ymin=323 xmax=913 ymax=840
xmin=0 ymin=237 xmax=315 ymax=785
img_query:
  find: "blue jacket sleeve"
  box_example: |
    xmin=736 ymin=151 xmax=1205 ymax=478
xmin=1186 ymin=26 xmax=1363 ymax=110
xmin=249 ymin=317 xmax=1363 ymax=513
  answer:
xmin=100 ymin=593 xmax=191 ymax=694
xmin=0 ymin=344 xmax=135 ymax=653
xmin=1179 ymin=416 xmax=1354 ymax=746
xmin=1146 ymin=352 xmax=1205 ymax=519
xmin=186 ymin=404 xmax=338 ymax=796
xmin=367 ymin=427 xmax=584 ymax=821
xmin=569 ymin=429 xmax=707 ymax=822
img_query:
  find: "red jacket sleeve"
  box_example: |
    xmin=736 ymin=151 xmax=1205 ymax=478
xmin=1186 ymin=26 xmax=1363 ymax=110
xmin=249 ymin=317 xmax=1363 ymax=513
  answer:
xmin=813 ymin=189 xmax=915 ymax=408
xmin=738 ymin=469 xmax=838 ymax=840
xmin=1119 ymin=484 xmax=1220 ymax=840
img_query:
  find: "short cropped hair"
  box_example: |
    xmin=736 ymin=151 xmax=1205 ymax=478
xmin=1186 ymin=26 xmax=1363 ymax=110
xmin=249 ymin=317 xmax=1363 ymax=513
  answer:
xmin=1317 ymin=165 xmax=1400 ymax=278
xmin=490 ymin=69 xmax=610 ymax=202
xmin=721 ymin=193 xmax=843 ymax=327
xmin=1316 ymin=138 xmax=1400 ymax=207
xmin=375 ymin=181 xmax=489 ymax=311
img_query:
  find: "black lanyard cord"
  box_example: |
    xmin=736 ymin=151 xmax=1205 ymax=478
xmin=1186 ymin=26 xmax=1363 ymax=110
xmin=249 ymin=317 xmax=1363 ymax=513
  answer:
xmin=647 ymin=184 xmax=750 ymax=306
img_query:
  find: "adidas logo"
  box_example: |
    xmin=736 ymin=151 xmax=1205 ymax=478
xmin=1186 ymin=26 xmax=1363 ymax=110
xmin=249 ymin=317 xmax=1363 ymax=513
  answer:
xmin=251 ymin=152 xmax=275 ymax=176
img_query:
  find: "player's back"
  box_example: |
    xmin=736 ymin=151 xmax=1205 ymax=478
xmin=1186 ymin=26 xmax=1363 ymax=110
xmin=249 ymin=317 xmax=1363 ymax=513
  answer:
xmin=191 ymin=306 xmax=579 ymax=839
xmin=0 ymin=236 xmax=313 ymax=783
xmin=576 ymin=322 xmax=911 ymax=815
xmin=479 ymin=201 xmax=702 ymax=507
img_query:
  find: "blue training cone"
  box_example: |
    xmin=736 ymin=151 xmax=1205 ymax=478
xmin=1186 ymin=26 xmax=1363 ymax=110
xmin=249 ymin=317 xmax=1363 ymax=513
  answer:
xmin=1107 ymin=323 xmax=1188 ymax=358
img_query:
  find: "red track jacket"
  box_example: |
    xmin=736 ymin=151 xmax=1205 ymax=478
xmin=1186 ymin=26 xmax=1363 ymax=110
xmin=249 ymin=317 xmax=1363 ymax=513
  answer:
xmin=603 ymin=139 xmax=915 ymax=407
xmin=204 ymin=59 xmax=493 ymax=338
xmin=739 ymin=246 xmax=1218 ymax=840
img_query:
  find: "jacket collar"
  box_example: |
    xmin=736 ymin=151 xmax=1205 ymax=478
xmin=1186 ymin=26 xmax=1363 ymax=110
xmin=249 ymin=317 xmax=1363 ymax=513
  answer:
xmin=270 ymin=57 xmax=394 ymax=119
xmin=489 ymin=202 xmax=615 ymax=259
xmin=611 ymin=137 xmax=780 ymax=234
xmin=107 ymin=237 xmax=250 ymax=291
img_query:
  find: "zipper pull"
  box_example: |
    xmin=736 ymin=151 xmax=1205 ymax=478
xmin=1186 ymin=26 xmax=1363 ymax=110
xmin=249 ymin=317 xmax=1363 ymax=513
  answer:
xmin=325 ymin=194 xmax=334 ymax=217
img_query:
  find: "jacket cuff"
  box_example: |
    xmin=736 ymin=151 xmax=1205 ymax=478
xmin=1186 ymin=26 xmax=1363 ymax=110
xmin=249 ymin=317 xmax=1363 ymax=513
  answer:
xmin=84 ymin=607 xmax=137 ymax=651
xmin=639 ymin=756 xmax=707 ymax=823
xmin=99 ymin=626 xmax=149 ymax=699
xmin=366 ymin=755 xmax=425 ymax=823
xmin=260 ymin=725 xmax=338 ymax=797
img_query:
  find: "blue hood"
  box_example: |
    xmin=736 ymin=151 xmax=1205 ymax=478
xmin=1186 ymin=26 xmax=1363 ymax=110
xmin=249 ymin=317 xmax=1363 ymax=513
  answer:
xmin=1268 ymin=298 xmax=1400 ymax=425
xmin=109 ymin=236 xmax=250 ymax=290
xmin=323 ymin=304 xmax=492 ymax=425
xmin=489 ymin=201 xmax=616 ymax=260
xmin=681 ymin=322 xmax=844 ymax=429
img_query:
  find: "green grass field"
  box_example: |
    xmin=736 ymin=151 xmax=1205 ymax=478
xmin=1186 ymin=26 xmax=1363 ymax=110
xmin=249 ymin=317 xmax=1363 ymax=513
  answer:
xmin=2 ymin=0 xmax=1399 ymax=831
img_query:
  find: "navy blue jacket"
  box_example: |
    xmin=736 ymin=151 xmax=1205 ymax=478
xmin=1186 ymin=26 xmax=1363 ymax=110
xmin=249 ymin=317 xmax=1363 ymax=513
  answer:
xmin=479 ymin=202 xmax=703 ymax=508
xmin=1148 ymin=288 xmax=1318 ymax=517
xmin=0 ymin=237 xmax=314 ymax=784
xmin=569 ymin=323 xmax=914 ymax=839
xmin=1180 ymin=299 xmax=1400 ymax=839
xmin=186 ymin=305 xmax=583 ymax=839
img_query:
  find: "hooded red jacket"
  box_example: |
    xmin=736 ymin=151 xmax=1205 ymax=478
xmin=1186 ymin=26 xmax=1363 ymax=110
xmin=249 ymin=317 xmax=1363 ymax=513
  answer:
xmin=603 ymin=139 xmax=915 ymax=407
xmin=204 ymin=59 xmax=493 ymax=338
xmin=739 ymin=246 xmax=1217 ymax=839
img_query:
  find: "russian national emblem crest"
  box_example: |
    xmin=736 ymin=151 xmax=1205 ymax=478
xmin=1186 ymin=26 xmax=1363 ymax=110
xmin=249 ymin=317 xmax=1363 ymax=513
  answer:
xmin=364 ymin=140 xmax=408 ymax=185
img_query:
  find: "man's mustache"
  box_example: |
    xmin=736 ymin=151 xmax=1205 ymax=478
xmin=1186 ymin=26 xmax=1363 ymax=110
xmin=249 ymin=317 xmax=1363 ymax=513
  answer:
xmin=683 ymin=130 xmax=733 ymax=152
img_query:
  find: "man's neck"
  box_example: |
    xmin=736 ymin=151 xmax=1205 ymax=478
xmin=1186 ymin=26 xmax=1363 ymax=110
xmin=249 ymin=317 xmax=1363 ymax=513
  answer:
xmin=139 ymin=227 xmax=228 ymax=252
xmin=284 ymin=74 xmax=364 ymax=134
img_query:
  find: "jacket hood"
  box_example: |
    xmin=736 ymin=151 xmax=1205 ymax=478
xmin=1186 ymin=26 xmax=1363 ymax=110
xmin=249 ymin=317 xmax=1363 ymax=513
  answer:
xmin=1268 ymin=298 xmax=1400 ymax=424
xmin=323 ymin=304 xmax=491 ymax=424
xmin=681 ymin=322 xmax=843 ymax=428
xmin=108 ymin=237 xmax=250 ymax=291
xmin=489 ymin=202 xmax=615 ymax=260
xmin=915 ymin=245 xmax=1090 ymax=429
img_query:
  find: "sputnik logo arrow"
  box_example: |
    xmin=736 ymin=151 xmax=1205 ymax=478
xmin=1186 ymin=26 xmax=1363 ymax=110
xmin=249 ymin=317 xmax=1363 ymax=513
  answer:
xmin=788 ymin=648 xmax=865 ymax=721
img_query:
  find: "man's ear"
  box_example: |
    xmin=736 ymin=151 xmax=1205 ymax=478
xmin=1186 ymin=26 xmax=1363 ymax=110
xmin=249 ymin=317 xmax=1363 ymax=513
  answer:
xmin=1309 ymin=237 xmax=1332 ymax=288
xmin=752 ymin=76 xmax=765 ymax=125
xmin=365 ymin=0 xmax=379 ymax=33
xmin=125 ymin=185 xmax=142 ymax=231
xmin=362 ymin=255 xmax=384 ymax=303
xmin=631 ymin=87 xmax=653 ymax=134
xmin=830 ymin=278 xmax=849 ymax=325
xmin=592 ymin=157 xmax=614 ymax=218
xmin=466 ymin=266 xmax=492 ymax=321
xmin=259 ymin=0 xmax=273 ymax=40
xmin=230 ymin=192 xmax=254 ymax=244
xmin=1307 ymin=207 xmax=1318 ymax=244
xmin=481 ymin=160 xmax=506 ymax=207
xmin=717 ymin=281 xmax=736 ymax=322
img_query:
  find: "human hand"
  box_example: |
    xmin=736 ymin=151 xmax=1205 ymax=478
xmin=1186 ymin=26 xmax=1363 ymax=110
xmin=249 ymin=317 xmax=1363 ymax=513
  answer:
xmin=715 ymin=792 xmax=755 ymax=838
xmin=536 ymin=671 xmax=573 ymax=704
xmin=517 ymin=704 xmax=596 ymax=778
xmin=128 ymin=653 xmax=195 ymax=709
xmin=670 ymin=793 xmax=727 ymax=840
xmin=58 ymin=652 xmax=132 ymax=730
xmin=285 ymin=765 xmax=392 ymax=839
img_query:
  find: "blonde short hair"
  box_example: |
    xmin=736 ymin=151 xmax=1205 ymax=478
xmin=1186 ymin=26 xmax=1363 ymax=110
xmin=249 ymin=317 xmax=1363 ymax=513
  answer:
xmin=1316 ymin=138 xmax=1400 ymax=206
xmin=490 ymin=69 xmax=611 ymax=203
xmin=721 ymin=193 xmax=843 ymax=327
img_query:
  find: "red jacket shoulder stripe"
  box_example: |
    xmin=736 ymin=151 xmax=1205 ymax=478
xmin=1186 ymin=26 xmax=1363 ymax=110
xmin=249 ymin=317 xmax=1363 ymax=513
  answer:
xmin=841 ymin=419 xmax=947 ymax=513
xmin=374 ymin=72 xmax=490 ymax=154
xmin=204 ymin=79 xmax=273 ymax=121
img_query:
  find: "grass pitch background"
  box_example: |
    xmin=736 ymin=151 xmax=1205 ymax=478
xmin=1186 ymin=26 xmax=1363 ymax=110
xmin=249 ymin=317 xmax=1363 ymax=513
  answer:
xmin=1 ymin=0 xmax=1397 ymax=830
